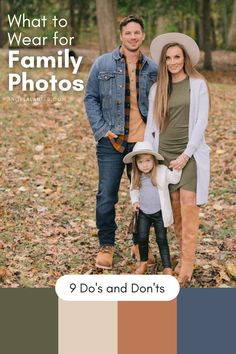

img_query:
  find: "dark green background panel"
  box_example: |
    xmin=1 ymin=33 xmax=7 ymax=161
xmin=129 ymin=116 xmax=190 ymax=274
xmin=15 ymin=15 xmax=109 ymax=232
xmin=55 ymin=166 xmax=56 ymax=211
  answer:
xmin=0 ymin=289 xmax=58 ymax=354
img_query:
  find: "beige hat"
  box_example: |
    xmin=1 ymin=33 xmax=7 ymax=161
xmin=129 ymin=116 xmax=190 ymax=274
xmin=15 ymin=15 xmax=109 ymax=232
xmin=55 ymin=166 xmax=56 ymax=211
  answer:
xmin=123 ymin=141 xmax=164 ymax=164
xmin=150 ymin=32 xmax=200 ymax=67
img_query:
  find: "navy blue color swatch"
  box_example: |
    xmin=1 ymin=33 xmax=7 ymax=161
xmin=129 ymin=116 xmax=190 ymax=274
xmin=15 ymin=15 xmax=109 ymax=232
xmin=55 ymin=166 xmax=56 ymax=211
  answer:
xmin=178 ymin=289 xmax=236 ymax=354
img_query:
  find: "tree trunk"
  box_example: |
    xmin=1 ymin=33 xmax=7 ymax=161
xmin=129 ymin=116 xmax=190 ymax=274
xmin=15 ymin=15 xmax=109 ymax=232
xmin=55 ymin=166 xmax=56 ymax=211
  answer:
xmin=77 ymin=0 xmax=87 ymax=37
xmin=221 ymin=4 xmax=228 ymax=47
xmin=96 ymin=0 xmax=117 ymax=54
xmin=227 ymin=0 xmax=236 ymax=49
xmin=203 ymin=0 xmax=213 ymax=70
xmin=157 ymin=16 xmax=169 ymax=34
xmin=197 ymin=0 xmax=204 ymax=50
xmin=0 ymin=0 xmax=4 ymax=47
xmin=211 ymin=17 xmax=217 ymax=50
xmin=69 ymin=0 xmax=77 ymax=46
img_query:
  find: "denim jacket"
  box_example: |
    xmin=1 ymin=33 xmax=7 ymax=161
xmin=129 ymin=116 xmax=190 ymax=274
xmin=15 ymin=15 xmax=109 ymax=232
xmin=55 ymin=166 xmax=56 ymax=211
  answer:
xmin=84 ymin=47 xmax=157 ymax=141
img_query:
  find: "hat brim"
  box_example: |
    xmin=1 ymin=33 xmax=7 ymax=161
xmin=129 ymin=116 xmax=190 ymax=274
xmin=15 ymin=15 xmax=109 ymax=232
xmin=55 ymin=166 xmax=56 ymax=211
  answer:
xmin=123 ymin=149 xmax=164 ymax=164
xmin=150 ymin=32 xmax=200 ymax=67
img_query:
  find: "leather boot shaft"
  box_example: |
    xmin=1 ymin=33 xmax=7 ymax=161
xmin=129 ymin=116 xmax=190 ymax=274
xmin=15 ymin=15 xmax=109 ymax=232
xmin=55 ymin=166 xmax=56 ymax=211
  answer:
xmin=177 ymin=204 xmax=199 ymax=286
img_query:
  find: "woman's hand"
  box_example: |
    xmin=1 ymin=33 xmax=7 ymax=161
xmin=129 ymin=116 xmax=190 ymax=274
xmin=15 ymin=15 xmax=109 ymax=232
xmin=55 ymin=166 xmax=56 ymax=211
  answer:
xmin=133 ymin=202 xmax=140 ymax=212
xmin=169 ymin=153 xmax=190 ymax=170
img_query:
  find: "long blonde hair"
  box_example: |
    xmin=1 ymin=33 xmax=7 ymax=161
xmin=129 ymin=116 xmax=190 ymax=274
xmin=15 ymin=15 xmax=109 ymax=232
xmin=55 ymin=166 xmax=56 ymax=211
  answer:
xmin=131 ymin=154 xmax=158 ymax=190
xmin=154 ymin=42 xmax=209 ymax=132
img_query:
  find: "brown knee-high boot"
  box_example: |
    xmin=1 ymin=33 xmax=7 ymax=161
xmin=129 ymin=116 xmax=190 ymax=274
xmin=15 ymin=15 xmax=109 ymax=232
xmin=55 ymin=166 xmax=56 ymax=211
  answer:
xmin=177 ymin=204 xmax=199 ymax=287
xmin=171 ymin=201 xmax=182 ymax=275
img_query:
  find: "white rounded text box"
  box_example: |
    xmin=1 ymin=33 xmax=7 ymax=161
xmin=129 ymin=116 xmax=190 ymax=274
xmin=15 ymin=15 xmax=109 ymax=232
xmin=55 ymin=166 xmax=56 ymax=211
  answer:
xmin=56 ymin=275 xmax=180 ymax=301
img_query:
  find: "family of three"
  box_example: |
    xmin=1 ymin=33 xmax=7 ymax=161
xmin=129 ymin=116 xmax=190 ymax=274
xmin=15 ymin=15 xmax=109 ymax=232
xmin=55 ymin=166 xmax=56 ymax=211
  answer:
xmin=84 ymin=15 xmax=210 ymax=287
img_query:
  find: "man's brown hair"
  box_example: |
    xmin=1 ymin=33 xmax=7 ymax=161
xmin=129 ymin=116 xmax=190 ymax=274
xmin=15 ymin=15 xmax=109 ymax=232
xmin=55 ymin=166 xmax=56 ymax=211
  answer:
xmin=119 ymin=15 xmax=144 ymax=32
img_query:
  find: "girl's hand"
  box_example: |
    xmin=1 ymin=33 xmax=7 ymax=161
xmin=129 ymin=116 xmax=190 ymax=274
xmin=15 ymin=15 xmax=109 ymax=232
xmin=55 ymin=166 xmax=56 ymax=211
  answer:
xmin=169 ymin=153 xmax=190 ymax=170
xmin=133 ymin=202 xmax=140 ymax=211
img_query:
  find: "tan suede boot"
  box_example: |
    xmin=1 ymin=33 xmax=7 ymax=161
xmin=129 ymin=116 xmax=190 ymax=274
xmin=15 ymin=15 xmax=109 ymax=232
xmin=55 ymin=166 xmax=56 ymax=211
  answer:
xmin=177 ymin=204 xmax=199 ymax=287
xmin=171 ymin=201 xmax=182 ymax=275
xmin=131 ymin=245 xmax=155 ymax=265
xmin=163 ymin=268 xmax=172 ymax=275
xmin=135 ymin=261 xmax=148 ymax=274
xmin=96 ymin=246 xmax=114 ymax=270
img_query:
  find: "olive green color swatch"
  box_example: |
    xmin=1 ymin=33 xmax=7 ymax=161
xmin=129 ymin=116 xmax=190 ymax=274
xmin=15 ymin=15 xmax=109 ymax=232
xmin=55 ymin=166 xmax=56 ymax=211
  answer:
xmin=0 ymin=289 xmax=57 ymax=354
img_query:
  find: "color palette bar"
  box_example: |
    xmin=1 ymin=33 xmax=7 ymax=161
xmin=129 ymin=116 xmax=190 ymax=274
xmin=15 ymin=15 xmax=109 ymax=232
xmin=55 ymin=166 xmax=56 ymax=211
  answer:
xmin=0 ymin=289 xmax=235 ymax=353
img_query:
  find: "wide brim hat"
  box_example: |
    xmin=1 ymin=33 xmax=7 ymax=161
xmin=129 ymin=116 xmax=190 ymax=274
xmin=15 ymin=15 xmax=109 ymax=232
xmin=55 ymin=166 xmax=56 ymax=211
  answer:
xmin=150 ymin=32 xmax=200 ymax=67
xmin=123 ymin=141 xmax=164 ymax=164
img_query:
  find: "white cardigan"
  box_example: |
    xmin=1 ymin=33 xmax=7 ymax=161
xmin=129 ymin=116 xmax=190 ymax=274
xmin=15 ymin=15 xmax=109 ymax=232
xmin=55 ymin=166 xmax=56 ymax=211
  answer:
xmin=130 ymin=166 xmax=181 ymax=227
xmin=144 ymin=77 xmax=210 ymax=205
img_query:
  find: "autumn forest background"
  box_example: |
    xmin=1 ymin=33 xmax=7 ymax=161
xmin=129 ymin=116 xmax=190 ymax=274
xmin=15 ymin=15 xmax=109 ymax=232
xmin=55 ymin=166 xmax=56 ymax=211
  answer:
xmin=0 ymin=0 xmax=235 ymax=287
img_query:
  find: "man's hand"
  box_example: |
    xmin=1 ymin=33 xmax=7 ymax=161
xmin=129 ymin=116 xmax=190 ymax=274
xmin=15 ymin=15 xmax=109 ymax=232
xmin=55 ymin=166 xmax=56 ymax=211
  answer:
xmin=133 ymin=202 xmax=140 ymax=211
xmin=105 ymin=130 xmax=118 ymax=138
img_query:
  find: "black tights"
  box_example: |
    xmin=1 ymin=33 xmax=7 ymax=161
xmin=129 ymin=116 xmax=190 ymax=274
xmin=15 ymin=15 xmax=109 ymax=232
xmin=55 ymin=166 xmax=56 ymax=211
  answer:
xmin=137 ymin=209 xmax=171 ymax=268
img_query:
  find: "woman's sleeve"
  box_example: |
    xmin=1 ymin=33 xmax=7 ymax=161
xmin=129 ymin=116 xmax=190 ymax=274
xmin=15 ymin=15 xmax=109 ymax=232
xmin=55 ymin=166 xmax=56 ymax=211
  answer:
xmin=184 ymin=81 xmax=209 ymax=157
xmin=144 ymin=84 xmax=157 ymax=149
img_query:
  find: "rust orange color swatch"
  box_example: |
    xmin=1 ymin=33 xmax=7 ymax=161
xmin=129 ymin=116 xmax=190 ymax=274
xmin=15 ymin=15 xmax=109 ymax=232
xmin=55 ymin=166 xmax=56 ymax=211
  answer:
xmin=118 ymin=300 xmax=177 ymax=354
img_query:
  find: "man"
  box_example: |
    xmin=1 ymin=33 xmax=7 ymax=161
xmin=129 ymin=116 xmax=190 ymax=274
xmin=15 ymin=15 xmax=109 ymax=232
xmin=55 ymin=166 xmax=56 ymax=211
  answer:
xmin=84 ymin=15 xmax=157 ymax=269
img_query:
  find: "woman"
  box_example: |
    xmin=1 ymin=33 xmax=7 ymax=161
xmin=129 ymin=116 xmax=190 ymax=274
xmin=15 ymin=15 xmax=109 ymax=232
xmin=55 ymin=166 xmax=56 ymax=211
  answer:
xmin=145 ymin=33 xmax=210 ymax=286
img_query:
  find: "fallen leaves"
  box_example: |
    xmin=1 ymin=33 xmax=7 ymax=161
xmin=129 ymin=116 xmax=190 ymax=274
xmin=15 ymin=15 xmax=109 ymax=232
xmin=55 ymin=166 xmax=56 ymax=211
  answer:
xmin=34 ymin=144 xmax=44 ymax=152
xmin=225 ymin=264 xmax=236 ymax=281
xmin=0 ymin=268 xmax=7 ymax=278
xmin=216 ymin=149 xmax=225 ymax=155
xmin=18 ymin=186 xmax=27 ymax=192
xmin=86 ymin=219 xmax=96 ymax=228
xmin=223 ymin=237 xmax=236 ymax=251
xmin=212 ymin=203 xmax=223 ymax=211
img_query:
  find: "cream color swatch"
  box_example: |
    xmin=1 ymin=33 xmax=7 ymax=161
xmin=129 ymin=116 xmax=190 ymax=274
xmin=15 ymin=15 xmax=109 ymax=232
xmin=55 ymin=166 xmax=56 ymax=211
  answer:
xmin=59 ymin=300 xmax=117 ymax=354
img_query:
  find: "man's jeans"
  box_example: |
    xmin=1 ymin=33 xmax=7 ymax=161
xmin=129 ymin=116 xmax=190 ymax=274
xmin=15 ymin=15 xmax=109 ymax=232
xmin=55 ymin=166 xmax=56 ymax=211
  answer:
xmin=96 ymin=137 xmax=135 ymax=246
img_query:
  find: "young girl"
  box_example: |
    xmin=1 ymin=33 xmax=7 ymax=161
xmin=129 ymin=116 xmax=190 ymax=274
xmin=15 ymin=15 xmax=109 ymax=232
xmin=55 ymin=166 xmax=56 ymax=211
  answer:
xmin=123 ymin=141 xmax=181 ymax=275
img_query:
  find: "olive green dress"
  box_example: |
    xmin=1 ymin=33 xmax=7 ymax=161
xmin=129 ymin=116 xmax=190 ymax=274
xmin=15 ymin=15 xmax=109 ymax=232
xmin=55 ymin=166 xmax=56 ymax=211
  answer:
xmin=159 ymin=77 xmax=197 ymax=193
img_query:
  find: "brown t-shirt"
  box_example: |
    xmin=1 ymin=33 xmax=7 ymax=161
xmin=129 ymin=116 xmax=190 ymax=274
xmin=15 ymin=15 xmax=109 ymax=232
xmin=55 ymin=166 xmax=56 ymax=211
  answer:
xmin=127 ymin=62 xmax=145 ymax=142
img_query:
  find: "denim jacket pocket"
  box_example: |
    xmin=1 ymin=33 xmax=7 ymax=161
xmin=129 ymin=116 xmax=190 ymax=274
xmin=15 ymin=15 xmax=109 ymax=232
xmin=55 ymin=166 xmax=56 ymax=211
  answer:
xmin=98 ymin=72 xmax=115 ymax=110
xmin=98 ymin=72 xmax=115 ymax=94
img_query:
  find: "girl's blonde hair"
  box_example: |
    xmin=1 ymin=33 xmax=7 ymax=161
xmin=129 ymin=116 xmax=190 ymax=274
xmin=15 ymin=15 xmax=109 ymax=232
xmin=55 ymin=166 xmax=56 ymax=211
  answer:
xmin=154 ymin=42 xmax=210 ymax=132
xmin=131 ymin=154 xmax=158 ymax=190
